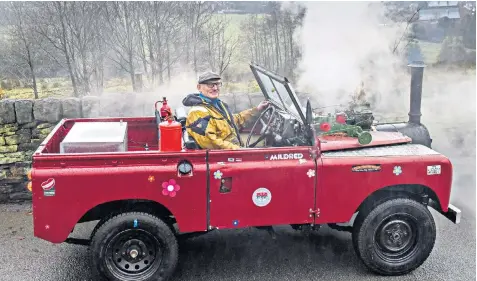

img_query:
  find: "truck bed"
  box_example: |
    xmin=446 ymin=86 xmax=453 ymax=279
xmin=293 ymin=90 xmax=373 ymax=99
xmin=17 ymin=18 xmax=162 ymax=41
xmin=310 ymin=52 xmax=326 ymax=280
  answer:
xmin=35 ymin=117 xmax=161 ymax=155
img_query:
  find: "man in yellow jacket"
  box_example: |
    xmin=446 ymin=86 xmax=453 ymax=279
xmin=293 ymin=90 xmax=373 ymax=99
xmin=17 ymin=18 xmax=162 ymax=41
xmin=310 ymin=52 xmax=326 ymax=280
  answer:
xmin=182 ymin=71 xmax=269 ymax=150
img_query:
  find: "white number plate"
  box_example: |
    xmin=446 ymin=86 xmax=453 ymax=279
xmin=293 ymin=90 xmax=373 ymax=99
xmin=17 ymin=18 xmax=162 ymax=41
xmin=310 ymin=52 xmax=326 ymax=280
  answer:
xmin=427 ymin=165 xmax=441 ymax=175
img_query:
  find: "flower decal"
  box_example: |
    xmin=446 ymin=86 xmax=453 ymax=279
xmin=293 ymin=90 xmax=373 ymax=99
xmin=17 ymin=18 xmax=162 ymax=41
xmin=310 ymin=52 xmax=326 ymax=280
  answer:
xmin=307 ymin=169 xmax=315 ymax=178
xmin=393 ymin=166 xmax=402 ymax=176
xmin=162 ymin=179 xmax=180 ymax=197
xmin=214 ymin=170 xmax=223 ymax=180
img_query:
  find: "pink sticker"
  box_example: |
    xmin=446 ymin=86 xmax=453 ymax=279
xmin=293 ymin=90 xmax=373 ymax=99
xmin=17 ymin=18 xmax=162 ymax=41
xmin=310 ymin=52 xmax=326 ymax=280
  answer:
xmin=41 ymin=178 xmax=55 ymax=190
xmin=162 ymin=179 xmax=181 ymax=197
xmin=41 ymin=178 xmax=56 ymax=196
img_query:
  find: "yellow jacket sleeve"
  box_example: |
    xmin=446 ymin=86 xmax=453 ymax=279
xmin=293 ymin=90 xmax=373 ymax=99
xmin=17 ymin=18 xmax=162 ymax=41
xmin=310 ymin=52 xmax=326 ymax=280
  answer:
xmin=186 ymin=107 xmax=241 ymax=150
xmin=233 ymin=107 xmax=259 ymax=129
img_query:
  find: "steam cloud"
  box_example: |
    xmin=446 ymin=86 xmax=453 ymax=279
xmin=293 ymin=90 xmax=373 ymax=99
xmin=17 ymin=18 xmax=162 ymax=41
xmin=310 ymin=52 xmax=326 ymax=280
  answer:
xmin=120 ymin=66 xmax=199 ymax=117
xmin=296 ymin=2 xmax=476 ymax=215
xmin=295 ymin=2 xmax=407 ymax=111
xmin=149 ymin=69 xmax=199 ymax=110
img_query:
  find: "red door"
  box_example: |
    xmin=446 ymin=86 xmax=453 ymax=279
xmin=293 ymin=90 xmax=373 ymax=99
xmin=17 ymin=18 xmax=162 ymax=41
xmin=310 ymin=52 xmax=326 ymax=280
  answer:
xmin=207 ymin=147 xmax=316 ymax=230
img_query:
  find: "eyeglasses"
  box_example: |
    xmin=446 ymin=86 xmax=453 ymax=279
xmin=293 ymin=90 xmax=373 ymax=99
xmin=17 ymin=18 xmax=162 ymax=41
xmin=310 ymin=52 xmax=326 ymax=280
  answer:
xmin=202 ymin=82 xmax=222 ymax=88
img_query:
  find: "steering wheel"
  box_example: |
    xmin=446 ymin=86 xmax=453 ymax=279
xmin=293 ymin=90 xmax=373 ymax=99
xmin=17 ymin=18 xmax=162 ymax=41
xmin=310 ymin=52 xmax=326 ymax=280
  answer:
xmin=246 ymin=105 xmax=276 ymax=148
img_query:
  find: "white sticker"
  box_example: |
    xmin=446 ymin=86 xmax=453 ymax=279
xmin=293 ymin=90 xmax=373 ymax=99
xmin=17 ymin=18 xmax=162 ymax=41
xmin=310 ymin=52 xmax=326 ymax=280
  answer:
xmin=393 ymin=166 xmax=402 ymax=176
xmin=307 ymin=169 xmax=315 ymax=178
xmin=427 ymin=165 xmax=441 ymax=175
xmin=214 ymin=170 xmax=223 ymax=179
xmin=252 ymin=188 xmax=272 ymax=207
xmin=269 ymin=153 xmax=303 ymax=160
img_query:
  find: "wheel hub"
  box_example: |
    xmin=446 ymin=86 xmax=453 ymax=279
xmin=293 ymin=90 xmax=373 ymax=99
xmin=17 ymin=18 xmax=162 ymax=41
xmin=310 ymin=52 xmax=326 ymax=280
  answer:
xmin=107 ymin=230 xmax=162 ymax=275
xmin=118 ymin=239 xmax=150 ymax=263
xmin=380 ymin=220 xmax=412 ymax=252
xmin=129 ymin=249 xmax=139 ymax=259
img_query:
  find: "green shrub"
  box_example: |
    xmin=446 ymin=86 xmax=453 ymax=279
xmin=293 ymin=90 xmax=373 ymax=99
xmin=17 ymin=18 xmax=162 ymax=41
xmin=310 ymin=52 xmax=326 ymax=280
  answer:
xmin=437 ymin=36 xmax=468 ymax=65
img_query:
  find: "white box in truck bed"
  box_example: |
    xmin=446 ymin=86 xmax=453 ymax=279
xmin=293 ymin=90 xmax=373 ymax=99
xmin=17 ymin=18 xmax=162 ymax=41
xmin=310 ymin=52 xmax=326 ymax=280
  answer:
xmin=60 ymin=121 xmax=128 ymax=153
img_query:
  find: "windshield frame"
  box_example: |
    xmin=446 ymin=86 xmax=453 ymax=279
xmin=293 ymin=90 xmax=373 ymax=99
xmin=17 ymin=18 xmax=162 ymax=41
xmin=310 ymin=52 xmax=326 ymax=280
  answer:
xmin=249 ymin=63 xmax=306 ymax=124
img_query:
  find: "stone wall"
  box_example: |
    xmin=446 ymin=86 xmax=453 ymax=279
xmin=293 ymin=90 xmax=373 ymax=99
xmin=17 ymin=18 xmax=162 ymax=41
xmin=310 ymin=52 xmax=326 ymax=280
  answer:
xmin=0 ymin=92 xmax=264 ymax=203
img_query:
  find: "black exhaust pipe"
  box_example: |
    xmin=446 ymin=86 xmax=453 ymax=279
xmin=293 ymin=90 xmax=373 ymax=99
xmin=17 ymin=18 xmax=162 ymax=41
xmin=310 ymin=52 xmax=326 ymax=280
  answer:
xmin=408 ymin=64 xmax=424 ymax=124
xmin=375 ymin=62 xmax=432 ymax=148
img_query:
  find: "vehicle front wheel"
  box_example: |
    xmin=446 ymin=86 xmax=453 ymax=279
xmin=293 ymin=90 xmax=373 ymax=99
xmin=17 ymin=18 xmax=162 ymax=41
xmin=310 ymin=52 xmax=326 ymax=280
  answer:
xmin=352 ymin=198 xmax=436 ymax=276
xmin=91 ymin=212 xmax=178 ymax=281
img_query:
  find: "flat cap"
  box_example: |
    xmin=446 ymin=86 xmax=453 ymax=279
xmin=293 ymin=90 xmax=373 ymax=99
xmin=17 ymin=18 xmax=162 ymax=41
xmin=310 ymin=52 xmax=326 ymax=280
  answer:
xmin=198 ymin=71 xmax=221 ymax=84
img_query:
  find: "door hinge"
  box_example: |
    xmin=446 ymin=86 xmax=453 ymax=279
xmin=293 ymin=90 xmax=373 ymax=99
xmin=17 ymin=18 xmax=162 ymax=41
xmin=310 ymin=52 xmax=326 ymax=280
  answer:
xmin=309 ymin=148 xmax=318 ymax=160
xmin=309 ymin=208 xmax=320 ymax=217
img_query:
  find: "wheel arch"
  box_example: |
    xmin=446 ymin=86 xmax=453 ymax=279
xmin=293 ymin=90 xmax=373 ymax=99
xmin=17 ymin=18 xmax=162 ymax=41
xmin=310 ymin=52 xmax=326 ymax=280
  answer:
xmin=78 ymin=199 xmax=176 ymax=237
xmin=355 ymin=184 xmax=442 ymax=215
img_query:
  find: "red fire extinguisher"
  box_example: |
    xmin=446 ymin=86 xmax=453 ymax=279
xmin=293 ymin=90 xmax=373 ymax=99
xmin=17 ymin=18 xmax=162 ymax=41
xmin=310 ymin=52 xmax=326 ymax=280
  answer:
xmin=159 ymin=119 xmax=182 ymax=152
xmin=155 ymin=97 xmax=182 ymax=151
xmin=155 ymin=97 xmax=173 ymax=122
xmin=155 ymin=97 xmax=172 ymax=142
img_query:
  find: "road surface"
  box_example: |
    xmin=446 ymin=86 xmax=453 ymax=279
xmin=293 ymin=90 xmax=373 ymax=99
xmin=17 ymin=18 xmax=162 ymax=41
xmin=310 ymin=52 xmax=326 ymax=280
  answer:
xmin=0 ymin=202 xmax=474 ymax=281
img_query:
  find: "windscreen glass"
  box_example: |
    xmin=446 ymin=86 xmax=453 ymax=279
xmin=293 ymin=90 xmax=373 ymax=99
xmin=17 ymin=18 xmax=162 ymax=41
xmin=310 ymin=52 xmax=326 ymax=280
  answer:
xmin=256 ymin=71 xmax=284 ymax=108
xmin=254 ymin=68 xmax=304 ymax=121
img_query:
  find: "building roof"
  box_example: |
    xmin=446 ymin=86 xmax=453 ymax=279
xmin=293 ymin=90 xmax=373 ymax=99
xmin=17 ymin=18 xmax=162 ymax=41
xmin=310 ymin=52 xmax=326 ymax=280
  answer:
xmin=427 ymin=1 xmax=459 ymax=7
xmin=419 ymin=6 xmax=461 ymax=20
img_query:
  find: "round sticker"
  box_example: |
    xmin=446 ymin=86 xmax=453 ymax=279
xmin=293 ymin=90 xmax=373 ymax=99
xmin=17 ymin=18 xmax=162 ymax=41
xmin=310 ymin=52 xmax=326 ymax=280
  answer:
xmin=252 ymin=187 xmax=272 ymax=207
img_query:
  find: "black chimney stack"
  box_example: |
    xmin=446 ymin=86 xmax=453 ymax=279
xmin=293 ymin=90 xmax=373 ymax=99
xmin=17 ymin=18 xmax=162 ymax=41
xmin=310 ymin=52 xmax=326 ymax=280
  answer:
xmin=374 ymin=62 xmax=432 ymax=148
xmin=408 ymin=63 xmax=425 ymax=124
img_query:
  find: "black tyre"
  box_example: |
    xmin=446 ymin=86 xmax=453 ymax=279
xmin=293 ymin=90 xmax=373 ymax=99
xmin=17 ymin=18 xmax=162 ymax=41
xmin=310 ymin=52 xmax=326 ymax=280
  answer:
xmin=91 ymin=212 xmax=179 ymax=281
xmin=352 ymin=198 xmax=436 ymax=276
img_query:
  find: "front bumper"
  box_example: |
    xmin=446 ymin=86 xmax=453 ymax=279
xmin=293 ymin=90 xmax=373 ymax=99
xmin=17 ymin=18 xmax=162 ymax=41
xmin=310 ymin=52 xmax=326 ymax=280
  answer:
xmin=440 ymin=204 xmax=462 ymax=224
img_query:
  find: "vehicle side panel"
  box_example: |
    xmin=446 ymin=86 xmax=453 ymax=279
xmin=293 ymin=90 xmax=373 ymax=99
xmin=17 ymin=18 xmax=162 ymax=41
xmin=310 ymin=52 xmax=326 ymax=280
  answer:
xmin=207 ymin=147 xmax=316 ymax=229
xmin=32 ymin=152 xmax=207 ymax=244
xmin=315 ymin=144 xmax=452 ymax=224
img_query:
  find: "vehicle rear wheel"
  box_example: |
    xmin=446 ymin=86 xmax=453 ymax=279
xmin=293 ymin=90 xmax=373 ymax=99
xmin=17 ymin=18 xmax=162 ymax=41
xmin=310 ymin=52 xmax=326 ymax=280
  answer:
xmin=91 ymin=212 xmax=178 ymax=281
xmin=352 ymin=198 xmax=436 ymax=276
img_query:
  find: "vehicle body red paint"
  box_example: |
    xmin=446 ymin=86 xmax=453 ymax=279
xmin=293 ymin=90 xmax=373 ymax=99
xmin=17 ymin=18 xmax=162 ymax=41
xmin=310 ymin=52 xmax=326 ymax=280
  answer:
xmin=31 ymin=116 xmax=453 ymax=244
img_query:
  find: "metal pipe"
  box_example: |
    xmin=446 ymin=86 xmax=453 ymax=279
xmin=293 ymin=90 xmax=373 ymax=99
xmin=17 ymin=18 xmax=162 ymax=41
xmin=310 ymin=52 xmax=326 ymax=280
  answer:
xmin=408 ymin=63 xmax=425 ymax=124
xmin=375 ymin=62 xmax=432 ymax=148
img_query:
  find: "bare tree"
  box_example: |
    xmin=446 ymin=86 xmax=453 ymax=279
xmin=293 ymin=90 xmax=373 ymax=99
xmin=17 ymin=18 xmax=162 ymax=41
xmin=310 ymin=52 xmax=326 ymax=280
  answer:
xmin=131 ymin=2 xmax=187 ymax=87
xmin=149 ymin=1 xmax=180 ymax=85
xmin=181 ymin=1 xmax=219 ymax=74
xmin=32 ymin=1 xmax=80 ymax=96
xmin=104 ymin=1 xmax=139 ymax=91
xmin=64 ymin=2 xmax=106 ymax=95
xmin=0 ymin=1 xmax=308 ymax=96
xmin=241 ymin=2 xmax=305 ymax=79
xmin=90 ymin=9 xmax=108 ymax=95
xmin=204 ymin=15 xmax=239 ymax=74
xmin=6 ymin=2 xmax=41 ymax=98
